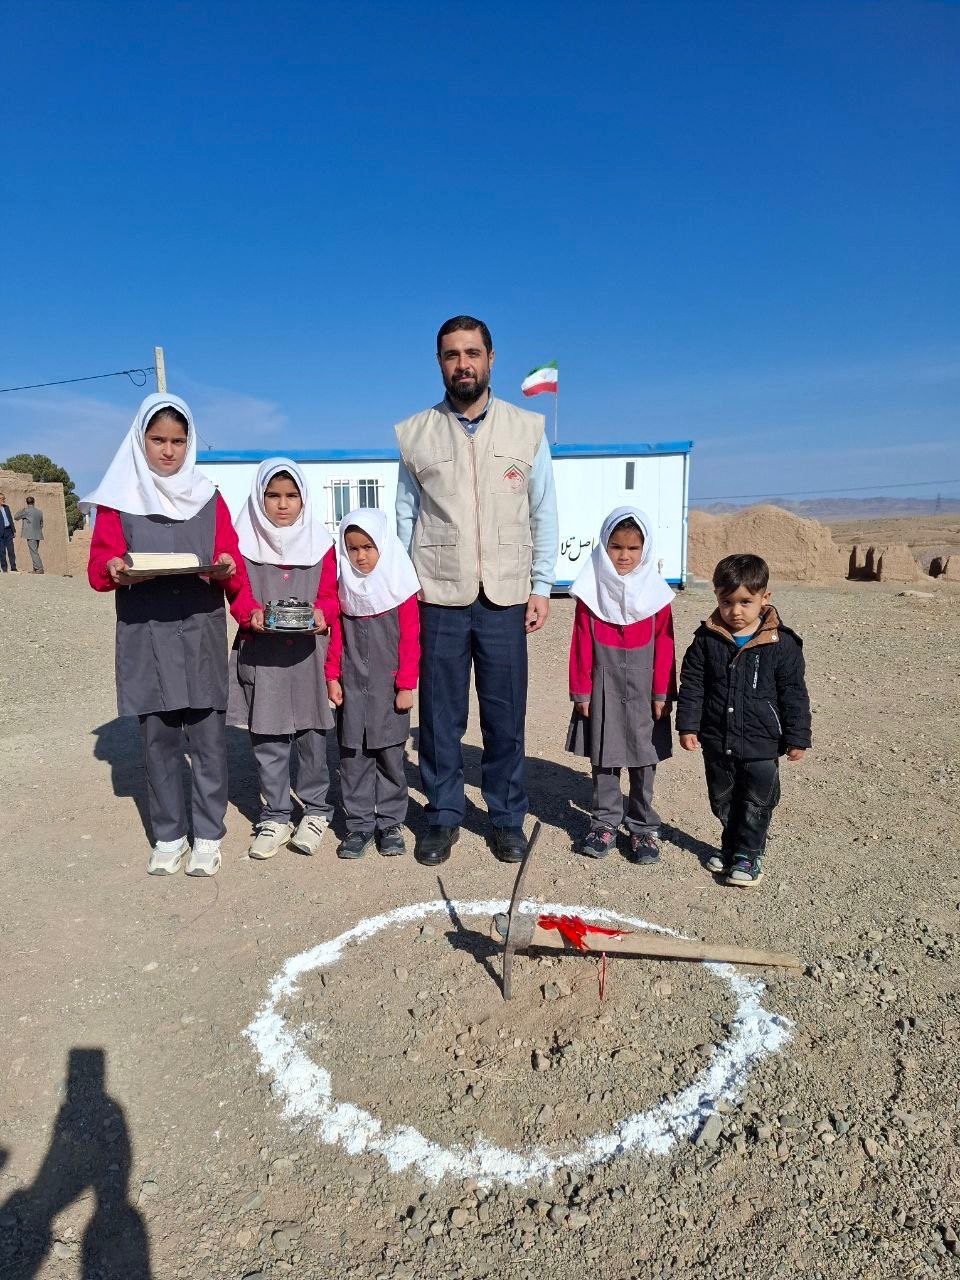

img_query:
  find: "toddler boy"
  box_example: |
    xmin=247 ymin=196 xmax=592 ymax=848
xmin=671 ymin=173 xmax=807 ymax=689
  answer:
xmin=676 ymin=554 xmax=811 ymax=886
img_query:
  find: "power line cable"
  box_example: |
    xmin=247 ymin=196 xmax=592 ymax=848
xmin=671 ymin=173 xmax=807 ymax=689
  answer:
xmin=0 ymin=367 xmax=154 ymax=394
xmin=696 ymin=477 xmax=960 ymax=501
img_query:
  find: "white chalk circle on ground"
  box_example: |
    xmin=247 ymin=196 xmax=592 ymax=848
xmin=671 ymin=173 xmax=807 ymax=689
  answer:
xmin=244 ymin=900 xmax=792 ymax=1186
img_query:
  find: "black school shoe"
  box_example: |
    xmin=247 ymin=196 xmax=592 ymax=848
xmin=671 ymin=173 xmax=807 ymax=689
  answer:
xmin=414 ymin=826 xmax=459 ymax=866
xmin=628 ymin=833 xmax=661 ymax=865
xmin=337 ymin=831 xmax=375 ymax=860
xmin=489 ymin=826 xmax=527 ymax=863
xmin=377 ymin=825 xmax=406 ymax=857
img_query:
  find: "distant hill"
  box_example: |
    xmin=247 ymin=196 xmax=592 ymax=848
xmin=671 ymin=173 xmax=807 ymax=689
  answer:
xmin=690 ymin=496 xmax=960 ymax=521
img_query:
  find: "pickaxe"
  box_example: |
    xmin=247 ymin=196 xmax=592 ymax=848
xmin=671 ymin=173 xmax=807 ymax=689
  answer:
xmin=490 ymin=822 xmax=801 ymax=999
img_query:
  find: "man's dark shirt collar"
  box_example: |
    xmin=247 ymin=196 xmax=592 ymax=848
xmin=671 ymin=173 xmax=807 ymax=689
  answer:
xmin=445 ymin=391 xmax=493 ymax=436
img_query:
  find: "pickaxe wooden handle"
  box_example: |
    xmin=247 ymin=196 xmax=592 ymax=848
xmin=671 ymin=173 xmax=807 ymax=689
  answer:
xmin=490 ymin=913 xmax=800 ymax=970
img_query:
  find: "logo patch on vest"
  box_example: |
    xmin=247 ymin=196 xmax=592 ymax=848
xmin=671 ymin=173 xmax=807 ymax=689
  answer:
xmin=502 ymin=465 xmax=526 ymax=492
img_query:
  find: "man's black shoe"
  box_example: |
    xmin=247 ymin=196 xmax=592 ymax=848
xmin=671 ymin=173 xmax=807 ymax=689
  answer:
xmin=414 ymin=826 xmax=459 ymax=866
xmin=489 ymin=826 xmax=527 ymax=863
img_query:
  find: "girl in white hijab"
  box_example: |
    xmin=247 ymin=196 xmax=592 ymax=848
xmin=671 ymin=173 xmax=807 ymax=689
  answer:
xmin=566 ymin=506 xmax=677 ymax=865
xmin=228 ymin=458 xmax=340 ymax=861
xmin=80 ymin=392 xmax=217 ymax=521
xmin=325 ymin=508 xmax=421 ymax=860
xmin=83 ymin=392 xmax=259 ymax=881
xmin=233 ymin=457 xmax=333 ymax=569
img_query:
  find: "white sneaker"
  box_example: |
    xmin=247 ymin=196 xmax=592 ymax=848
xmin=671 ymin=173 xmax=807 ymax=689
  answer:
xmin=147 ymin=836 xmax=189 ymax=876
xmin=288 ymin=814 xmax=328 ymax=856
xmin=186 ymin=837 xmax=222 ymax=877
xmin=247 ymin=821 xmax=293 ymax=860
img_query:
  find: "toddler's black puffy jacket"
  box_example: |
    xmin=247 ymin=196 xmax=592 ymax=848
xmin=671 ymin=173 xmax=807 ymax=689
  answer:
xmin=676 ymin=605 xmax=812 ymax=760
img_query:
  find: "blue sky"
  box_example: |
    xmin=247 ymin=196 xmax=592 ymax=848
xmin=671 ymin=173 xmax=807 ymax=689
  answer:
xmin=1 ymin=0 xmax=957 ymax=502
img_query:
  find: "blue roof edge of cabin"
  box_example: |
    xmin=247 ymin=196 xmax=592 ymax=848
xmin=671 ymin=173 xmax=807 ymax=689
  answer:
xmin=553 ymin=577 xmax=684 ymax=590
xmin=198 ymin=440 xmax=694 ymax=463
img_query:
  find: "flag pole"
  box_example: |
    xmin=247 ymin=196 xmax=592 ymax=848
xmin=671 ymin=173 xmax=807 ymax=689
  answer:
xmin=553 ymin=382 xmax=559 ymax=446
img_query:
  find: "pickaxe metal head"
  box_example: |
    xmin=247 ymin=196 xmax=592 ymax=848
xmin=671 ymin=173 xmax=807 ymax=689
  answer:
xmin=495 ymin=821 xmax=541 ymax=999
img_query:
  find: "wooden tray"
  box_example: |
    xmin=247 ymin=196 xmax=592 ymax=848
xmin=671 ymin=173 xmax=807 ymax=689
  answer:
xmin=119 ymin=563 xmax=229 ymax=581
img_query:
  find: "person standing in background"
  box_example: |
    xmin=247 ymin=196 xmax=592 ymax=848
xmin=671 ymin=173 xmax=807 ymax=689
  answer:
xmin=14 ymin=495 xmax=43 ymax=573
xmin=0 ymin=493 xmax=16 ymax=572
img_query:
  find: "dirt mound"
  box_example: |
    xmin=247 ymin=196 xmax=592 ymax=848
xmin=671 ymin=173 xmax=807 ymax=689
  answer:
xmin=688 ymin=505 xmax=844 ymax=582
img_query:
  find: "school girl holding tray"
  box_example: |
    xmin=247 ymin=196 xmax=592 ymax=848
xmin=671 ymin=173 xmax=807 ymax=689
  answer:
xmin=82 ymin=393 xmax=258 ymax=878
xmin=228 ymin=458 xmax=338 ymax=860
xmin=566 ymin=506 xmax=677 ymax=864
xmin=324 ymin=508 xmax=420 ymax=859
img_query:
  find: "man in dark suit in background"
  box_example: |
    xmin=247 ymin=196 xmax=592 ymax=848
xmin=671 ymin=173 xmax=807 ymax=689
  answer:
xmin=0 ymin=492 xmax=16 ymax=572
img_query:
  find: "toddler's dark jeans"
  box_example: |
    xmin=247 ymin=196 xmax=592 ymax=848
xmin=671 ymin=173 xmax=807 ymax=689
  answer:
xmin=702 ymin=752 xmax=781 ymax=858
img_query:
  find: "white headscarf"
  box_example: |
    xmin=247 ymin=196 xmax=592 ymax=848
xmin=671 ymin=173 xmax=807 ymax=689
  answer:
xmin=570 ymin=506 xmax=674 ymax=626
xmin=79 ymin=393 xmax=217 ymax=520
xmin=233 ymin=457 xmax=334 ymax=566
xmin=337 ymin=507 xmax=420 ymax=617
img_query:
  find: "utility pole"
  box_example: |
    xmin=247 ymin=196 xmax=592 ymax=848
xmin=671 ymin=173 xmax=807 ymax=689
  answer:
xmin=154 ymin=346 xmax=166 ymax=393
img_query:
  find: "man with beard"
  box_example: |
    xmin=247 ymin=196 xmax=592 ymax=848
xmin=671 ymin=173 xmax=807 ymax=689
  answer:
xmin=395 ymin=315 xmax=558 ymax=866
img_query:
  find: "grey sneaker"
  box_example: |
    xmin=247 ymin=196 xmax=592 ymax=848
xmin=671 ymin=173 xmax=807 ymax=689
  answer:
xmin=377 ymin=825 xmax=406 ymax=856
xmin=337 ymin=831 xmax=375 ymax=860
xmin=706 ymin=852 xmax=732 ymax=874
xmin=147 ymin=837 xmax=189 ymax=876
xmin=186 ymin=838 xmax=222 ymax=877
xmin=629 ymin=833 xmax=661 ymax=865
xmin=289 ymin=814 xmax=328 ymax=856
xmin=248 ymin=821 xmax=293 ymax=860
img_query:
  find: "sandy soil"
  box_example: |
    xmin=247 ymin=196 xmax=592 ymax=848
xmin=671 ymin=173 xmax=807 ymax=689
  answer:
xmin=1 ymin=572 xmax=959 ymax=1279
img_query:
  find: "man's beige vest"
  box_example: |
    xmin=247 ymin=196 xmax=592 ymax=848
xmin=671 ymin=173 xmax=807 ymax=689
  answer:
xmin=395 ymin=398 xmax=545 ymax=607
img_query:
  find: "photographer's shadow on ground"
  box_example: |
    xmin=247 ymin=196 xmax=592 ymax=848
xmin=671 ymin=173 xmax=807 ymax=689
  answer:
xmin=0 ymin=1047 xmax=151 ymax=1279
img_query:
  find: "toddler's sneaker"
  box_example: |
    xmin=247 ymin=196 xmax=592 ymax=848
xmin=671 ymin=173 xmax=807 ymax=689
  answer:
xmin=289 ymin=815 xmax=328 ymax=856
xmin=727 ymin=854 xmax=763 ymax=888
xmin=377 ymin=825 xmax=406 ymax=856
xmin=186 ymin=838 xmax=222 ymax=877
xmin=579 ymin=827 xmax=616 ymax=859
xmin=337 ymin=830 xmax=375 ymax=860
xmin=629 ymin=833 xmax=661 ymax=866
xmin=147 ymin=836 xmax=189 ymax=876
xmin=248 ymin=821 xmax=293 ymax=860
xmin=706 ymin=851 xmax=733 ymax=874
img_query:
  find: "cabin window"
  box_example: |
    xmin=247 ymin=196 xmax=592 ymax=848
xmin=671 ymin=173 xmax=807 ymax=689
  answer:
xmin=357 ymin=478 xmax=380 ymax=509
xmin=326 ymin=477 xmax=383 ymax=527
xmin=625 ymin=461 xmax=635 ymax=489
xmin=331 ymin=481 xmax=351 ymax=524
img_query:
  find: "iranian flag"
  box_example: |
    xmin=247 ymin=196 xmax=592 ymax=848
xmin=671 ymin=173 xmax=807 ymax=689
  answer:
xmin=521 ymin=361 xmax=558 ymax=397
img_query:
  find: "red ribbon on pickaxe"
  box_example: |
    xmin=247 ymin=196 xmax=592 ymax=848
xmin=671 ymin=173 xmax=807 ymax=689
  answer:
xmin=537 ymin=915 xmax=633 ymax=1001
xmin=537 ymin=914 xmax=631 ymax=952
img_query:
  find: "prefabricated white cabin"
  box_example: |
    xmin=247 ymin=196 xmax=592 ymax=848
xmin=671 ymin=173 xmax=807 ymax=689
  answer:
xmin=198 ymin=441 xmax=692 ymax=588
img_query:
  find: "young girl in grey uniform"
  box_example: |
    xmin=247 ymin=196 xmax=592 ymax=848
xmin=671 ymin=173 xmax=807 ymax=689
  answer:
xmin=324 ymin=509 xmax=421 ymax=859
xmin=83 ymin=393 xmax=259 ymax=878
xmin=229 ymin=458 xmax=338 ymax=859
xmin=567 ymin=506 xmax=677 ymax=864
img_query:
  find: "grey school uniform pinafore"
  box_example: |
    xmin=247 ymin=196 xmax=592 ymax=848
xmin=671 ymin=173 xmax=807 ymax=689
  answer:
xmin=566 ymin=614 xmax=672 ymax=835
xmin=118 ymin=497 xmax=228 ymax=843
xmin=229 ymin=558 xmax=335 ymax=825
xmin=338 ymin=610 xmax=409 ymax=833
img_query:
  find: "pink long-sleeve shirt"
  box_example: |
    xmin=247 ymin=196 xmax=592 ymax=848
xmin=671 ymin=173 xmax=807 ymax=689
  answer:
xmin=569 ymin=599 xmax=677 ymax=702
xmin=324 ymin=593 xmax=421 ymax=691
xmin=87 ymin=497 xmax=260 ymax=626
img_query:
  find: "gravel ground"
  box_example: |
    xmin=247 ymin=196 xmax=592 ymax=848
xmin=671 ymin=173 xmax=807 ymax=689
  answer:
xmin=1 ymin=571 xmax=958 ymax=1279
